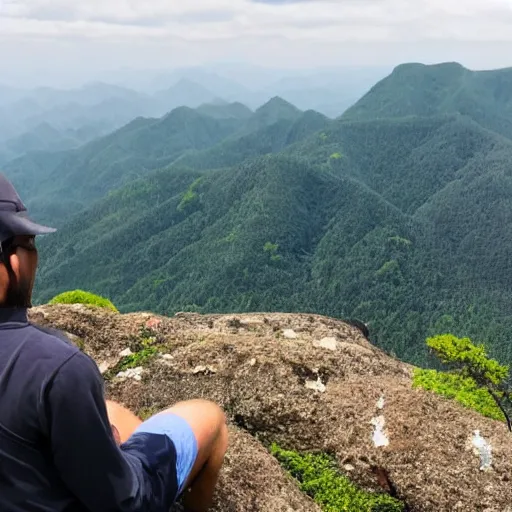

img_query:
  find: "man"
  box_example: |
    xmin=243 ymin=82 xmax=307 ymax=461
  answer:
xmin=0 ymin=173 xmax=228 ymax=512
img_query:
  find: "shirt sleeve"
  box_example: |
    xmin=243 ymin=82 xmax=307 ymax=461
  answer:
xmin=44 ymin=351 xmax=178 ymax=512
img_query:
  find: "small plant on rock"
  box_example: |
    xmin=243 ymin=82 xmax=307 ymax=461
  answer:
xmin=425 ymin=334 xmax=512 ymax=432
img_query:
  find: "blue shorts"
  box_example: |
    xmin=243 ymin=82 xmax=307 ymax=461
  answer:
xmin=133 ymin=413 xmax=198 ymax=497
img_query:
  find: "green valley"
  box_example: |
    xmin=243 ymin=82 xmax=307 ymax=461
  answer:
xmin=4 ymin=62 xmax=512 ymax=367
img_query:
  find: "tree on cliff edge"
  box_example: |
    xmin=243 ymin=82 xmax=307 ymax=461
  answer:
xmin=427 ymin=334 xmax=512 ymax=432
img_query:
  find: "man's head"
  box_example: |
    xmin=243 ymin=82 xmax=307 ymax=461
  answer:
xmin=0 ymin=174 xmax=56 ymax=308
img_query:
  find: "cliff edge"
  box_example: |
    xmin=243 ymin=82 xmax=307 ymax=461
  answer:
xmin=30 ymin=304 xmax=512 ymax=511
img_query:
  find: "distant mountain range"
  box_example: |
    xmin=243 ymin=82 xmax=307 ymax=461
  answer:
xmin=0 ymin=79 xmax=223 ymax=161
xmin=5 ymin=61 xmax=512 ymax=369
xmin=0 ymin=66 xmax=388 ymax=163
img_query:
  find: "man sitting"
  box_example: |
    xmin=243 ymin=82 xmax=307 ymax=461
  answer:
xmin=0 ymin=173 xmax=228 ymax=512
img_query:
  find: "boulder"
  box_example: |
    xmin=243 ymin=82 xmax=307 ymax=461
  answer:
xmin=30 ymin=305 xmax=512 ymax=511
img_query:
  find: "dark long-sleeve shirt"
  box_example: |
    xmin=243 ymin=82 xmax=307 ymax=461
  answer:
xmin=0 ymin=308 xmax=178 ymax=512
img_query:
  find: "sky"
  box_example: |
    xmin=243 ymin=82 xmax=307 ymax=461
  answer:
xmin=2 ymin=0 xmax=512 ymax=87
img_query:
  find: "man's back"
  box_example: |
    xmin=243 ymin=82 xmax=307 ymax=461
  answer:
xmin=0 ymin=307 xmax=179 ymax=512
xmin=0 ymin=308 xmax=87 ymax=511
xmin=0 ymin=172 xmax=228 ymax=512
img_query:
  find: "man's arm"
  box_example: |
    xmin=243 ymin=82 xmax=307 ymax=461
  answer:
xmin=43 ymin=351 xmax=178 ymax=512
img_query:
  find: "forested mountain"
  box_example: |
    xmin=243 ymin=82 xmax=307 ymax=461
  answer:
xmin=344 ymin=62 xmax=512 ymax=139
xmin=236 ymin=97 xmax=302 ymax=137
xmin=4 ymin=98 xmax=312 ymax=225
xmin=4 ymin=108 xmax=245 ymax=225
xmin=175 ymin=109 xmax=331 ymax=171
xmin=0 ymin=65 xmax=386 ymax=161
xmin=7 ymin=61 xmax=512 ymax=368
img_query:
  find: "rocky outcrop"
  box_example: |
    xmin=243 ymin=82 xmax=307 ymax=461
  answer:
xmin=30 ymin=305 xmax=512 ymax=512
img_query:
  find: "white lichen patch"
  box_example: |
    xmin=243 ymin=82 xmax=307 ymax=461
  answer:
xmin=371 ymin=394 xmax=389 ymax=447
xmin=472 ymin=430 xmax=493 ymax=471
xmin=98 ymin=361 xmax=111 ymax=374
xmin=313 ymin=337 xmax=338 ymax=351
xmin=282 ymin=329 xmax=298 ymax=339
xmin=305 ymin=376 xmax=326 ymax=393
xmin=116 ymin=366 xmax=144 ymax=381
xmin=371 ymin=415 xmax=389 ymax=447
xmin=192 ymin=365 xmax=217 ymax=375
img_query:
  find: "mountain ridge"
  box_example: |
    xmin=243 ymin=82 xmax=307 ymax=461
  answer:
xmin=3 ymin=59 xmax=512 ymax=369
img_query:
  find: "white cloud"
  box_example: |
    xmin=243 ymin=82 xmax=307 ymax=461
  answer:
xmin=2 ymin=0 xmax=512 ymax=86
xmin=2 ymin=0 xmax=512 ymax=42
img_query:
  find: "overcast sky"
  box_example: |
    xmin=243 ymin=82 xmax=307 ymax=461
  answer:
xmin=2 ymin=0 xmax=512 ymax=87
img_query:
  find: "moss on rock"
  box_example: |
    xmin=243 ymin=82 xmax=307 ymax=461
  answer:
xmin=271 ymin=445 xmax=404 ymax=512
xmin=413 ymin=368 xmax=505 ymax=422
xmin=49 ymin=290 xmax=119 ymax=313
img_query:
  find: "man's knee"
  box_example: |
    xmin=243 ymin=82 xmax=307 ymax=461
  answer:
xmin=160 ymin=399 xmax=227 ymax=429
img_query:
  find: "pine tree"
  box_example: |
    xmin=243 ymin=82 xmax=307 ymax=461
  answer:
xmin=427 ymin=334 xmax=512 ymax=432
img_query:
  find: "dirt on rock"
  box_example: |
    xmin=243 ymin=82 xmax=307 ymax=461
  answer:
xmin=30 ymin=305 xmax=512 ymax=512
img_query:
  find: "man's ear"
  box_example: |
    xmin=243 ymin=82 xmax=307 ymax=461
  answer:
xmin=8 ymin=252 xmax=20 ymax=280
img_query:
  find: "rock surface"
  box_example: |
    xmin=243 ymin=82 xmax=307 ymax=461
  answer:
xmin=30 ymin=305 xmax=512 ymax=512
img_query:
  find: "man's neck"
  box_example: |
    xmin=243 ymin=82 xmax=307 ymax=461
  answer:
xmin=0 ymin=307 xmax=28 ymax=324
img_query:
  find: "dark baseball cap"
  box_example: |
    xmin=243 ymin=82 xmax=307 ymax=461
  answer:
xmin=0 ymin=173 xmax=56 ymax=243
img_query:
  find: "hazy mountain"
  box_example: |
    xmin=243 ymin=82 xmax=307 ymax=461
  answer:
xmin=0 ymin=85 xmax=27 ymax=106
xmin=196 ymin=102 xmax=253 ymax=120
xmin=0 ymin=65 xmax=387 ymax=160
xmin=154 ymin=79 xmax=222 ymax=112
xmin=3 ymin=122 xmax=81 ymax=156
xmin=150 ymin=69 xmax=252 ymax=100
xmin=0 ymin=86 xmax=157 ymax=155
xmin=26 ymin=82 xmax=143 ymax=109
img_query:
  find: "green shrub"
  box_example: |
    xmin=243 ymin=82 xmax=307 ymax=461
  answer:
xmin=413 ymin=368 xmax=505 ymax=422
xmin=271 ymin=444 xmax=404 ymax=512
xmin=49 ymin=290 xmax=118 ymax=312
xmin=263 ymin=241 xmax=282 ymax=261
xmin=116 ymin=346 xmax=158 ymax=372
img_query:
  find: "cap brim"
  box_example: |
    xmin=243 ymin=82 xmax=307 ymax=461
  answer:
xmin=0 ymin=211 xmax=56 ymax=238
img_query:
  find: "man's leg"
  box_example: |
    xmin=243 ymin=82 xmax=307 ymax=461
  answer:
xmin=151 ymin=400 xmax=229 ymax=512
xmin=107 ymin=398 xmax=228 ymax=512
xmin=105 ymin=400 xmax=143 ymax=444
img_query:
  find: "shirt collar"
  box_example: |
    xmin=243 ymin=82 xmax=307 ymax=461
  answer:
xmin=0 ymin=307 xmax=28 ymax=326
